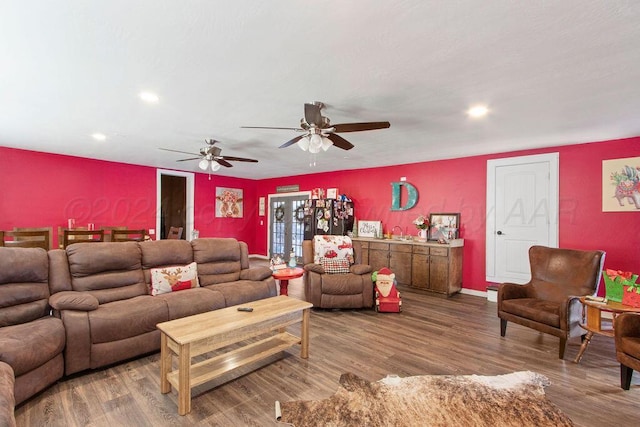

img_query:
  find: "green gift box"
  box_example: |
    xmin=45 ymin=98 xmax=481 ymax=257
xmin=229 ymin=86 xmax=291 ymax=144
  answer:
xmin=604 ymin=269 xmax=639 ymax=303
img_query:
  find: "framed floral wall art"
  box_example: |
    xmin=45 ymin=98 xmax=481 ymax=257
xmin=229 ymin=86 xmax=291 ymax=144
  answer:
xmin=215 ymin=187 xmax=243 ymax=218
xmin=603 ymin=156 xmax=640 ymax=212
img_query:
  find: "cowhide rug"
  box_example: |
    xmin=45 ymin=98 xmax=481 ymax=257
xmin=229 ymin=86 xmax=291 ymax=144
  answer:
xmin=277 ymin=371 xmax=574 ymax=427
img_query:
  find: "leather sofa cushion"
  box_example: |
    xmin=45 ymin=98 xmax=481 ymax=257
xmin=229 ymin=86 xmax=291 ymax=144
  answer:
xmin=501 ymin=298 xmax=561 ymax=328
xmin=155 ymin=288 xmax=226 ymax=320
xmin=140 ymin=240 xmax=194 ymax=285
xmin=0 ymin=317 xmax=65 ymax=376
xmin=193 ymin=238 xmax=242 ymax=285
xmin=321 ymin=274 xmax=367 ymax=295
xmin=204 ymin=280 xmax=275 ymax=307
xmin=0 ymin=247 xmax=50 ymax=326
xmin=66 ymin=242 xmax=147 ymax=303
xmin=88 ymin=296 xmax=168 ymax=344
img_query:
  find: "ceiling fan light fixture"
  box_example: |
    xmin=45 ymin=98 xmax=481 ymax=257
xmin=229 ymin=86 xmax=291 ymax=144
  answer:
xmin=297 ymin=136 xmax=310 ymax=151
xmin=198 ymin=158 xmax=209 ymax=170
xmin=211 ymin=161 xmax=221 ymax=171
xmin=321 ymin=136 xmax=333 ymax=151
xmin=309 ymin=133 xmax=323 ymax=153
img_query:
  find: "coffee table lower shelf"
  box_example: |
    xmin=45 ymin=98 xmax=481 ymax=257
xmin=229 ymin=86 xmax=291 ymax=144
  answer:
xmin=165 ymin=332 xmax=301 ymax=390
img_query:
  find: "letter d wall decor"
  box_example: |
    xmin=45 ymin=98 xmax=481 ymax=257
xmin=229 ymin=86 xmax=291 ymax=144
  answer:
xmin=390 ymin=182 xmax=418 ymax=211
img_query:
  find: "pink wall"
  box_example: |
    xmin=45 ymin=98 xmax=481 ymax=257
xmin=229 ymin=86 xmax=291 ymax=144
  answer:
xmin=2 ymin=136 xmax=638 ymax=293
xmin=0 ymin=147 xmax=258 ymax=248
xmin=256 ymin=136 xmax=640 ymax=292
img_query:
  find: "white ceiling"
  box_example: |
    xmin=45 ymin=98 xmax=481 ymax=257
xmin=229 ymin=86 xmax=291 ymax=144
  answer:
xmin=2 ymin=1 xmax=640 ymax=180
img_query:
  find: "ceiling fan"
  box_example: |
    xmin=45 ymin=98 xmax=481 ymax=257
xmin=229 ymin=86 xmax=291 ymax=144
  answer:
xmin=242 ymin=101 xmax=390 ymax=153
xmin=159 ymin=139 xmax=258 ymax=172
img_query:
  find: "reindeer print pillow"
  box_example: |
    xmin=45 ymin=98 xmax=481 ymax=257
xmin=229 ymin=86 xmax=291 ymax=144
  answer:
xmin=150 ymin=262 xmax=200 ymax=296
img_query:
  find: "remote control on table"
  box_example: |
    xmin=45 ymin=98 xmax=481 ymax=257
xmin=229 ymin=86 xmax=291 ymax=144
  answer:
xmin=237 ymin=307 xmax=253 ymax=312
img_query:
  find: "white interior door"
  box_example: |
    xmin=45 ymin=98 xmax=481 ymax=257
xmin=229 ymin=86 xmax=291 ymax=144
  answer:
xmin=486 ymin=153 xmax=558 ymax=284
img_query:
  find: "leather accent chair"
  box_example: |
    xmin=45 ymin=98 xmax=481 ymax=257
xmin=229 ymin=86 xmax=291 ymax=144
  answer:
xmin=302 ymin=239 xmax=373 ymax=309
xmin=498 ymin=245 xmax=605 ymax=359
xmin=614 ymin=313 xmax=640 ymax=389
xmin=0 ymin=247 xmax=66 ymax=405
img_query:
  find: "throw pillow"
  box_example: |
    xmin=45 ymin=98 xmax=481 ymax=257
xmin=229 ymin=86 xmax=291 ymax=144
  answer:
xmin=320 ymin=257 xmax=351 ymax=274
xmin=150 ymin=262 xmax=200 ymax=296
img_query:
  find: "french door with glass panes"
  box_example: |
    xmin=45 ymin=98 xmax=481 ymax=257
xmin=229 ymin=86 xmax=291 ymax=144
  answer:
xmin=269 ymin=194 xmax=308 ymax=266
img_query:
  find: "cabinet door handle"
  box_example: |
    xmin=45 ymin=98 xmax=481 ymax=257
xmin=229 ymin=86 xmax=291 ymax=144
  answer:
xmin=496 ymin=230 xmax=504 ymax=235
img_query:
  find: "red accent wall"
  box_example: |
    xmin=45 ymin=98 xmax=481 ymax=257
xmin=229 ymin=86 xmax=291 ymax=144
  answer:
xmin=255 ymin=136 xmax=640 ymax=292
xmin=2 ymin=135 xmax=639 ymax=293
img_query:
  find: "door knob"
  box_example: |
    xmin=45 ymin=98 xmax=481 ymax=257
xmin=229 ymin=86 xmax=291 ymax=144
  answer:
xmin=496 ymin=230 xmax=504 ymax=235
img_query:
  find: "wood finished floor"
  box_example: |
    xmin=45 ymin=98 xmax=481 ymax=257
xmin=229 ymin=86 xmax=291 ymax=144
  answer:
xmin=14 ymin=266 xmax=640 ymax=426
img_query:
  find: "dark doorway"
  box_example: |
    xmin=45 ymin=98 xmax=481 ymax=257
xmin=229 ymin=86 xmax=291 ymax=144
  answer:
xmin=160 ymin=174 xmax=186 ymax=239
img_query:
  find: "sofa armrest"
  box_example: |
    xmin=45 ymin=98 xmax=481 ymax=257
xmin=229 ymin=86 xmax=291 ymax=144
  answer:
xmin=304 ymin=263 xmax=325 ymax=274
xmin=50 ymin=291 xmax=99 ymax=311
xmin=240 ymin=266 xmax=273 ymax=281
xmin=350 ymin=264 xmax=373 ymax=275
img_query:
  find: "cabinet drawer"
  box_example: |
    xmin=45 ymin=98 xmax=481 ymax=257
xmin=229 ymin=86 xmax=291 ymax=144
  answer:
xmin=370 ymin=242 xmax=390 ymax=251
xmin=412 ymin=245 xmax=430 ymax=255
xmin=430 ymin=247 xmax=449 ymax=257
xmin=359 ymin=241 xmax=370 ymax=250
xmin=391 ymin=244 xmax=412 ymax=253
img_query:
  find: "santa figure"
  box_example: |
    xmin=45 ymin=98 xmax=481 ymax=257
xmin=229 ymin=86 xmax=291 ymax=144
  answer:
xmin=374 ymin=267 xmax=402 ymax=313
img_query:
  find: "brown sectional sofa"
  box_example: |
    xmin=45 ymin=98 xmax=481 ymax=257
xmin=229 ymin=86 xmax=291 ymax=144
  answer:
xmin=0 ymin=238 xmax=276 ymax=425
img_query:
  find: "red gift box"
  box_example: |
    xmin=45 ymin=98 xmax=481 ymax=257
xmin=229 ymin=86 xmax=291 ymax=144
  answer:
xmin=622 ymin=285 xmax=640 ymax=308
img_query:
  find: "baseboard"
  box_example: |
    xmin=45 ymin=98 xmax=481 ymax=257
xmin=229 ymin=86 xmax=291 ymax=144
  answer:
xmin=249 ymin=254 xmax=269 ymax=260
xmin=460 ymin=288 xmax=489 ymax=299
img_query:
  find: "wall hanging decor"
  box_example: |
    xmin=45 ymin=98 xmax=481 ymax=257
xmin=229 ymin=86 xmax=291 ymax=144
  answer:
xmin=602 ymin=156 xmax=640 ymax=211
xmin=428 ymin=213 xmax=460 ymax=242
xmin=215 ymin=187 xmax=243 ymax=218
xmin=390 ymin=182 xmax=418 ymax=211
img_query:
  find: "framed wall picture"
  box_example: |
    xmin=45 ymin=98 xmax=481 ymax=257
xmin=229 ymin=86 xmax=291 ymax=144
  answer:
xmin=215 ymin=187 xmax=243 ymax=218
xmin=357 ymin=220 xmax=382 ymax=238
xmin=602 ymin=156 xmax=640 ymax=212
xmin=428 ymin=213 xmax=460 ymax=242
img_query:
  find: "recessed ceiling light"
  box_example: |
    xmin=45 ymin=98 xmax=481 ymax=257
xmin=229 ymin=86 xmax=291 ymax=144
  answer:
xmin=91 ymin=133 xmax=106 ymax=141
xmin=467 ymin=105 xmax=489 ymax=118
xmin=139 ymin=91 xmax=159 ymax=103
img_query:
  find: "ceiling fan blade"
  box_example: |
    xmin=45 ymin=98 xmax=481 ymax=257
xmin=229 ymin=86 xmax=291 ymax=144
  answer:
xmin=216 ymin=159 xmax=233 ymax=168
xmin=220 ymin=156 xmax=258 ymax=163
xmin=176 ymin=157 xmax=202 ymax=162
xmin=332 ymin=121 xmax=391 ymax=133
xmin=241 ymin=126 xmax=303 ymax=131
xmin=326 ymin=133 xmax=354 ymax=150
xmin=279 ymin=134 xmax=305 ymax=148
xmin=304 ymin=103 xmax=323 ymax=127
xmin=159 ymin=148 xmax=200 ymax=156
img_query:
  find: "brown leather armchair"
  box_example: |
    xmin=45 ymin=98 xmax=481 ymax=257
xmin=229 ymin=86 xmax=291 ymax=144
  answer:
xmin=498 ymin=245 xmax=605 ymax=359
xmin=302 ymin=239 xmax=373 ymax=309
xmin=614 ymin=312 xmax=640 ymax=389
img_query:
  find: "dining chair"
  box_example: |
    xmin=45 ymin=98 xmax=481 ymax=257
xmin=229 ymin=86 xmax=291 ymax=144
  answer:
xmin=167 ymin=226 xmax=184 ymax=239
xmin=62 ymin=229 xmax=105 ymax=248
xmin=111 ymin=229 xmax=146 ymax=242
xmin=0 ymin=229 xmax=51 ymax=250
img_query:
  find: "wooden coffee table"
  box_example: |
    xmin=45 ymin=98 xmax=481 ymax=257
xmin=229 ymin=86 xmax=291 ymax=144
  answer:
xmin=574 ymin=296 xmax=640 ymax=363
xmin=157 ymin=295 xmax=313 ymax=415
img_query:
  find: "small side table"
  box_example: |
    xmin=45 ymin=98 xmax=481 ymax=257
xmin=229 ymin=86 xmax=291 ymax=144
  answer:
xmin=272 ymin=267 xmax=304 ymax=296
xmin=574 ymin=297 xmax=640 ymax=363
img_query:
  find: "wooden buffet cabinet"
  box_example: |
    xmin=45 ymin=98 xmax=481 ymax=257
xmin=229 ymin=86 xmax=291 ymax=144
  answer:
xmin=353 ymin=237 xmax=464 ymax=296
